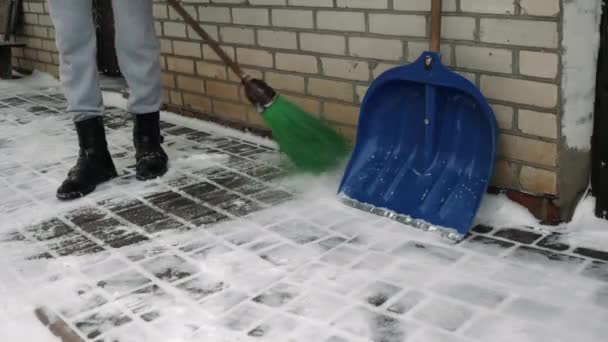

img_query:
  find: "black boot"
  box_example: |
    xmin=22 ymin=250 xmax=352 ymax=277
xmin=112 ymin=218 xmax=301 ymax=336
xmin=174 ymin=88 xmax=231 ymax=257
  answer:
xmin=133 ymin=112 xmax=168 ymax=180
xmin=57 ymin=117 xmax=118 ymax=200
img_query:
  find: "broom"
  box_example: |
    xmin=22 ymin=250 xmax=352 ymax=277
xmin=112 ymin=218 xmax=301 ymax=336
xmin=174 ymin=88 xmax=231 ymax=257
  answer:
xmin=167 ymin=0 xmax=350 ymax=173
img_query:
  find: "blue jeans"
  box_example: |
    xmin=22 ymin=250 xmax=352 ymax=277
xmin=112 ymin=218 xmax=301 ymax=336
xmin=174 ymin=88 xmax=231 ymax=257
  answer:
xmin=48 ymin=0 xmax=162 ymax=122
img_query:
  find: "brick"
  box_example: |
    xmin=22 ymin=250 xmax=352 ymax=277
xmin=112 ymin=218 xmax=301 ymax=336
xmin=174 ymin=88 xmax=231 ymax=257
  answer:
xmin=232 ymin=8 xmax=269 ymax=26
xmin=491 ymin=104 xmax=514 ymax=129
xmin=271 ymin=9 xmax=313 ymax=29
xmin=258 ymin=30 xmax=298 ymax=49
xmin=196 ymin=62 xmax=228 ymax=80
xmin=372 ymin=63 xmax=399 ymax=79
xmin=177 ymin=75 xmax=205 ymax=93
xmin=275 ymin=53 xmax=318 ymax=73
xmin=317 ymin=11 xmax=365 ymax=32
xmin=369 ymin=14 xmax=426 ymax=37
xmin=236 ymin=48 xmax=273 ymax=68
xmin=162 ymin=73 xmax=175 ymax=88
xmin=183 ymin=93 xmax=212 ymax=113
xmin=38 ymin=51 xmax=52 ymax=63
xmin=520 ymin=166 xmax=557 ymax=194
xmin=393 ymin=0 xmax=457 ymax=11
xmin=168 ymin=5 xmax=197 ymax=21
xmin=321 ymin=57 xmax=369 ymax=81
xmin=441 ymin=16 xmax=476 ymax=41
xmin=287 ymin=0 xmax=332 ymax=7
xmin=159 ymin=39 xmax=172 ymax=54
xmin=153 ymin=4 xmax=168 ymax=18
xmin=519 ymin=51 xmax=558 ymax=79
xmin=480 ymin=19 xmax=558 ymax=48
xmin=220 ymin=27 xmax=255 ymax=45
xmin=250 ymin=0 xmax=286 ymax=5
xmin=498 ymin=134 xmax=556 ymax=166
xmin=213 ymin=100 xmax=248 ymax=122
xmin=188 ymin=24 xmax=219 ymax=41
xmin=337 ymin=0 xmax=388 ymax=9
xmin=323 ymin=102 xmax=360 ymax=125
xmin=203 ymin=45 xmax=235 ymax=62
xmin=408 ymin=42 xmax=451 ymax=65
xmin=356 ymin=85 xmax=368 ymax=103
xmin=455 ymin=46 xmax=512 ymax=73
xmin=520 ymin=0 xmax=560 ymax=17
xmin=518 ymin=110 xmax=557 ymax=139
xmin=491 ymin=160 xmax=517 ymax=188
xmin=172 ymin=41 xmax=202 ymax=58
xmin=480 ymin=76 xmax=558 ymax=108
xmin=163 ymin=22 xmax=187 ymax=38
xmin=206 ymin=81 xmax=240 ymax=100
xmin=198 ymin=6 xmax=231 ymax=23
xmin=229 ymin=68 xmax=263 ymax=82
xmin=300 ymin=33 xmax=346 ymax=55
xmin=167 ymin=57 xmax=195 ymax=74
xmin=38 ymin=15 xmax=53 ymax=26
xmin=349 ymin=37 xmax=403 ymax=61
xmin=461 ymin=0 xmax=515 ymax=14
xmin=282 ymin=94 xmax=321 ymax=114
xmin=170 ymin=90 xmax=183 ymax=106
xmin=265 ymin=72 xmax=305 ymax=93
xmin=308 ymin=78 xmax=353 ymax=101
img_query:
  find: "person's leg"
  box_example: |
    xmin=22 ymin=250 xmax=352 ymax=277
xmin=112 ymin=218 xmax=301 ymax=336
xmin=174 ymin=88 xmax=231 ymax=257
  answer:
xmin=48 ymin=0 xmax=117 ymax=200
xmin=111 ymin=0 xmax=168 ymax=180
xmin=47 ymin=0 xmax=103 ymax=122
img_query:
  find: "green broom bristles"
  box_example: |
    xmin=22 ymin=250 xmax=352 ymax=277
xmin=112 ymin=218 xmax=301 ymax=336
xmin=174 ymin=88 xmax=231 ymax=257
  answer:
xmin=262 ymin=96 xmax=351 ymax=173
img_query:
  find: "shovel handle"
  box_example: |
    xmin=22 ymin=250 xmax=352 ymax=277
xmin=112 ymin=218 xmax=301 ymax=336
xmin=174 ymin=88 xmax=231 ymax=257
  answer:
xmin=430 ymin=0 xmax=442 ymax=52
xmin=166 ymin=0 xmax=246 ymax=81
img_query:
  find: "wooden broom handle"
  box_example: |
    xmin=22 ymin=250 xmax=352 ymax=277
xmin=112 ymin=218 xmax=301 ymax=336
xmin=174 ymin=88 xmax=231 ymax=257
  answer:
xmin=430 ymin=0 xmax=442 ymax=52
xmin=166 ymin=0 xmax=246 ymax=80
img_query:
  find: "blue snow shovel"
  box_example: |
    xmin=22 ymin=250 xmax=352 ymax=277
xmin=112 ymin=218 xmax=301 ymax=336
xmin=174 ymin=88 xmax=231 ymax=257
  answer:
xmin=338 ymin=0 xmax=498 ymax=241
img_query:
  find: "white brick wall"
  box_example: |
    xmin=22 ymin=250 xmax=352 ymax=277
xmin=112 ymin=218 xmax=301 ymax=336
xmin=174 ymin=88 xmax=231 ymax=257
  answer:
xmin=153 ymin=0 xmax=565 ymax=195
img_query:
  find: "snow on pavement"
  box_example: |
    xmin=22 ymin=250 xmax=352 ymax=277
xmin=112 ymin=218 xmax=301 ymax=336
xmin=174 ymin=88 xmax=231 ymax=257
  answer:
xmin=1 ymin=73 xmax=608 ymax=342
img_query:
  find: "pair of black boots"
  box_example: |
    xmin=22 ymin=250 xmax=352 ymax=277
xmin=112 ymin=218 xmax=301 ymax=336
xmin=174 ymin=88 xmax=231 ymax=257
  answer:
xmin=56 ymin=112 xmax=168 ymax=200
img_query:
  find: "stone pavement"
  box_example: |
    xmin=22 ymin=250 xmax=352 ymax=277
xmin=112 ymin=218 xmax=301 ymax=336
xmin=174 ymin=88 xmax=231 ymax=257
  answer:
xmin=1 ymin=80 xmax=608 ymax=342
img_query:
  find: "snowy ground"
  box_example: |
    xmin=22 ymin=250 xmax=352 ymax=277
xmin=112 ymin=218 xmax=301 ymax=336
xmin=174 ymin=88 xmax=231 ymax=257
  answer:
xmin=1 ymin=73 xmax=608 ymax=342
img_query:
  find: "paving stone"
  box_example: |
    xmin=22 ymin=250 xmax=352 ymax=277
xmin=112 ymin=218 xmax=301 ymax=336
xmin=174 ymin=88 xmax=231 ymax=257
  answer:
xmin=316 ymin=236 xmax=347 ymax=252
xmin=144 ymin=190 xmax=183 ymax=206
xmin=142 ymin=218 xmax=185 ymax=235
xmin=332 ymin=306 xmax=416 ymax=342
xmin=222 ymin=142 xmax=260 ymax=155
xmin=248 ymin=314 xmax=299 ymax=339
xmin=253 ymin=282 xmax=300 ymax=308
xmin=321 ymin=245 xmax=361 ymax=266
xmin=287 ymin=290 xmax=347 ymax=321
xmin=165 ymin=126 xmax=198 ymax=136
xmin=573 ymin=247 xmax=608 ymax=262
xmin=253 ymin=189 xmax=294 ymax=205
xmin=82 ymin=258 xmax=131 ymax=280
xmin=175 ymin=275 xmax=226 ymax=301
xmin=593 ymin=286 xmax=608 ymax=309
xmin=413 ymin=298 xmax=473 ymax=332
xmin=221 ymin=302 xmax=269 ymax=332
xmin=433 ymin=282 xmax=507 ymax=308
xmin=23 ymin=218 xmax=74 ymax=241
xmin=536 ymin=233 xmax=570 ymax=251
xmin=269 ymin=219 xmax=329 ymax=245
xmin=355 ymin=281 xmax=402 ymax=307
xmin=461 ymin=235 xmax=515 ymax=256
xmin=74 ymin=305 xmax=133 ymax=339
xmin=116 ymin=204 xmax=168 ymax=227
xmin=140 ymin=254 xmax=198 ymax=283
xmin=99 ymin=197 xmax=143 ymax=213
xmin=503 ymin=297 xmax=563 ymax=320
xmin=97 ymin=269 xmax=152 ymax=297
xmin=391 ymin=241 xmax=464 ymax=265
xmin=386 ymin=290 xmax=425 ymax=315
xmin=507 ymin=246 xmax=586 ymax=272
xmin=199 ymin=289 xmax=249 ymax=315
xmin=55 ymin=285 xmax=109 ymax=318
xmin=48 ymin=232 xmax=101 ymax=256
xmin=581 ymin=261 xmax=608 ymax=282
xmin=472 ymin=224 xmax=494 ymax=234
xmin=219 ymin=197 xmax=264 ymax=217
xmin=493 ymin=227 xmax=542 ymax=244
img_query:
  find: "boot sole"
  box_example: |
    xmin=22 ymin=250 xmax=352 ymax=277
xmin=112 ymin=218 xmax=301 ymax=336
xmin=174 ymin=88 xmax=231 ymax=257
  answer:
xmin=56 ymin=171 xmax=118 ymax=201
